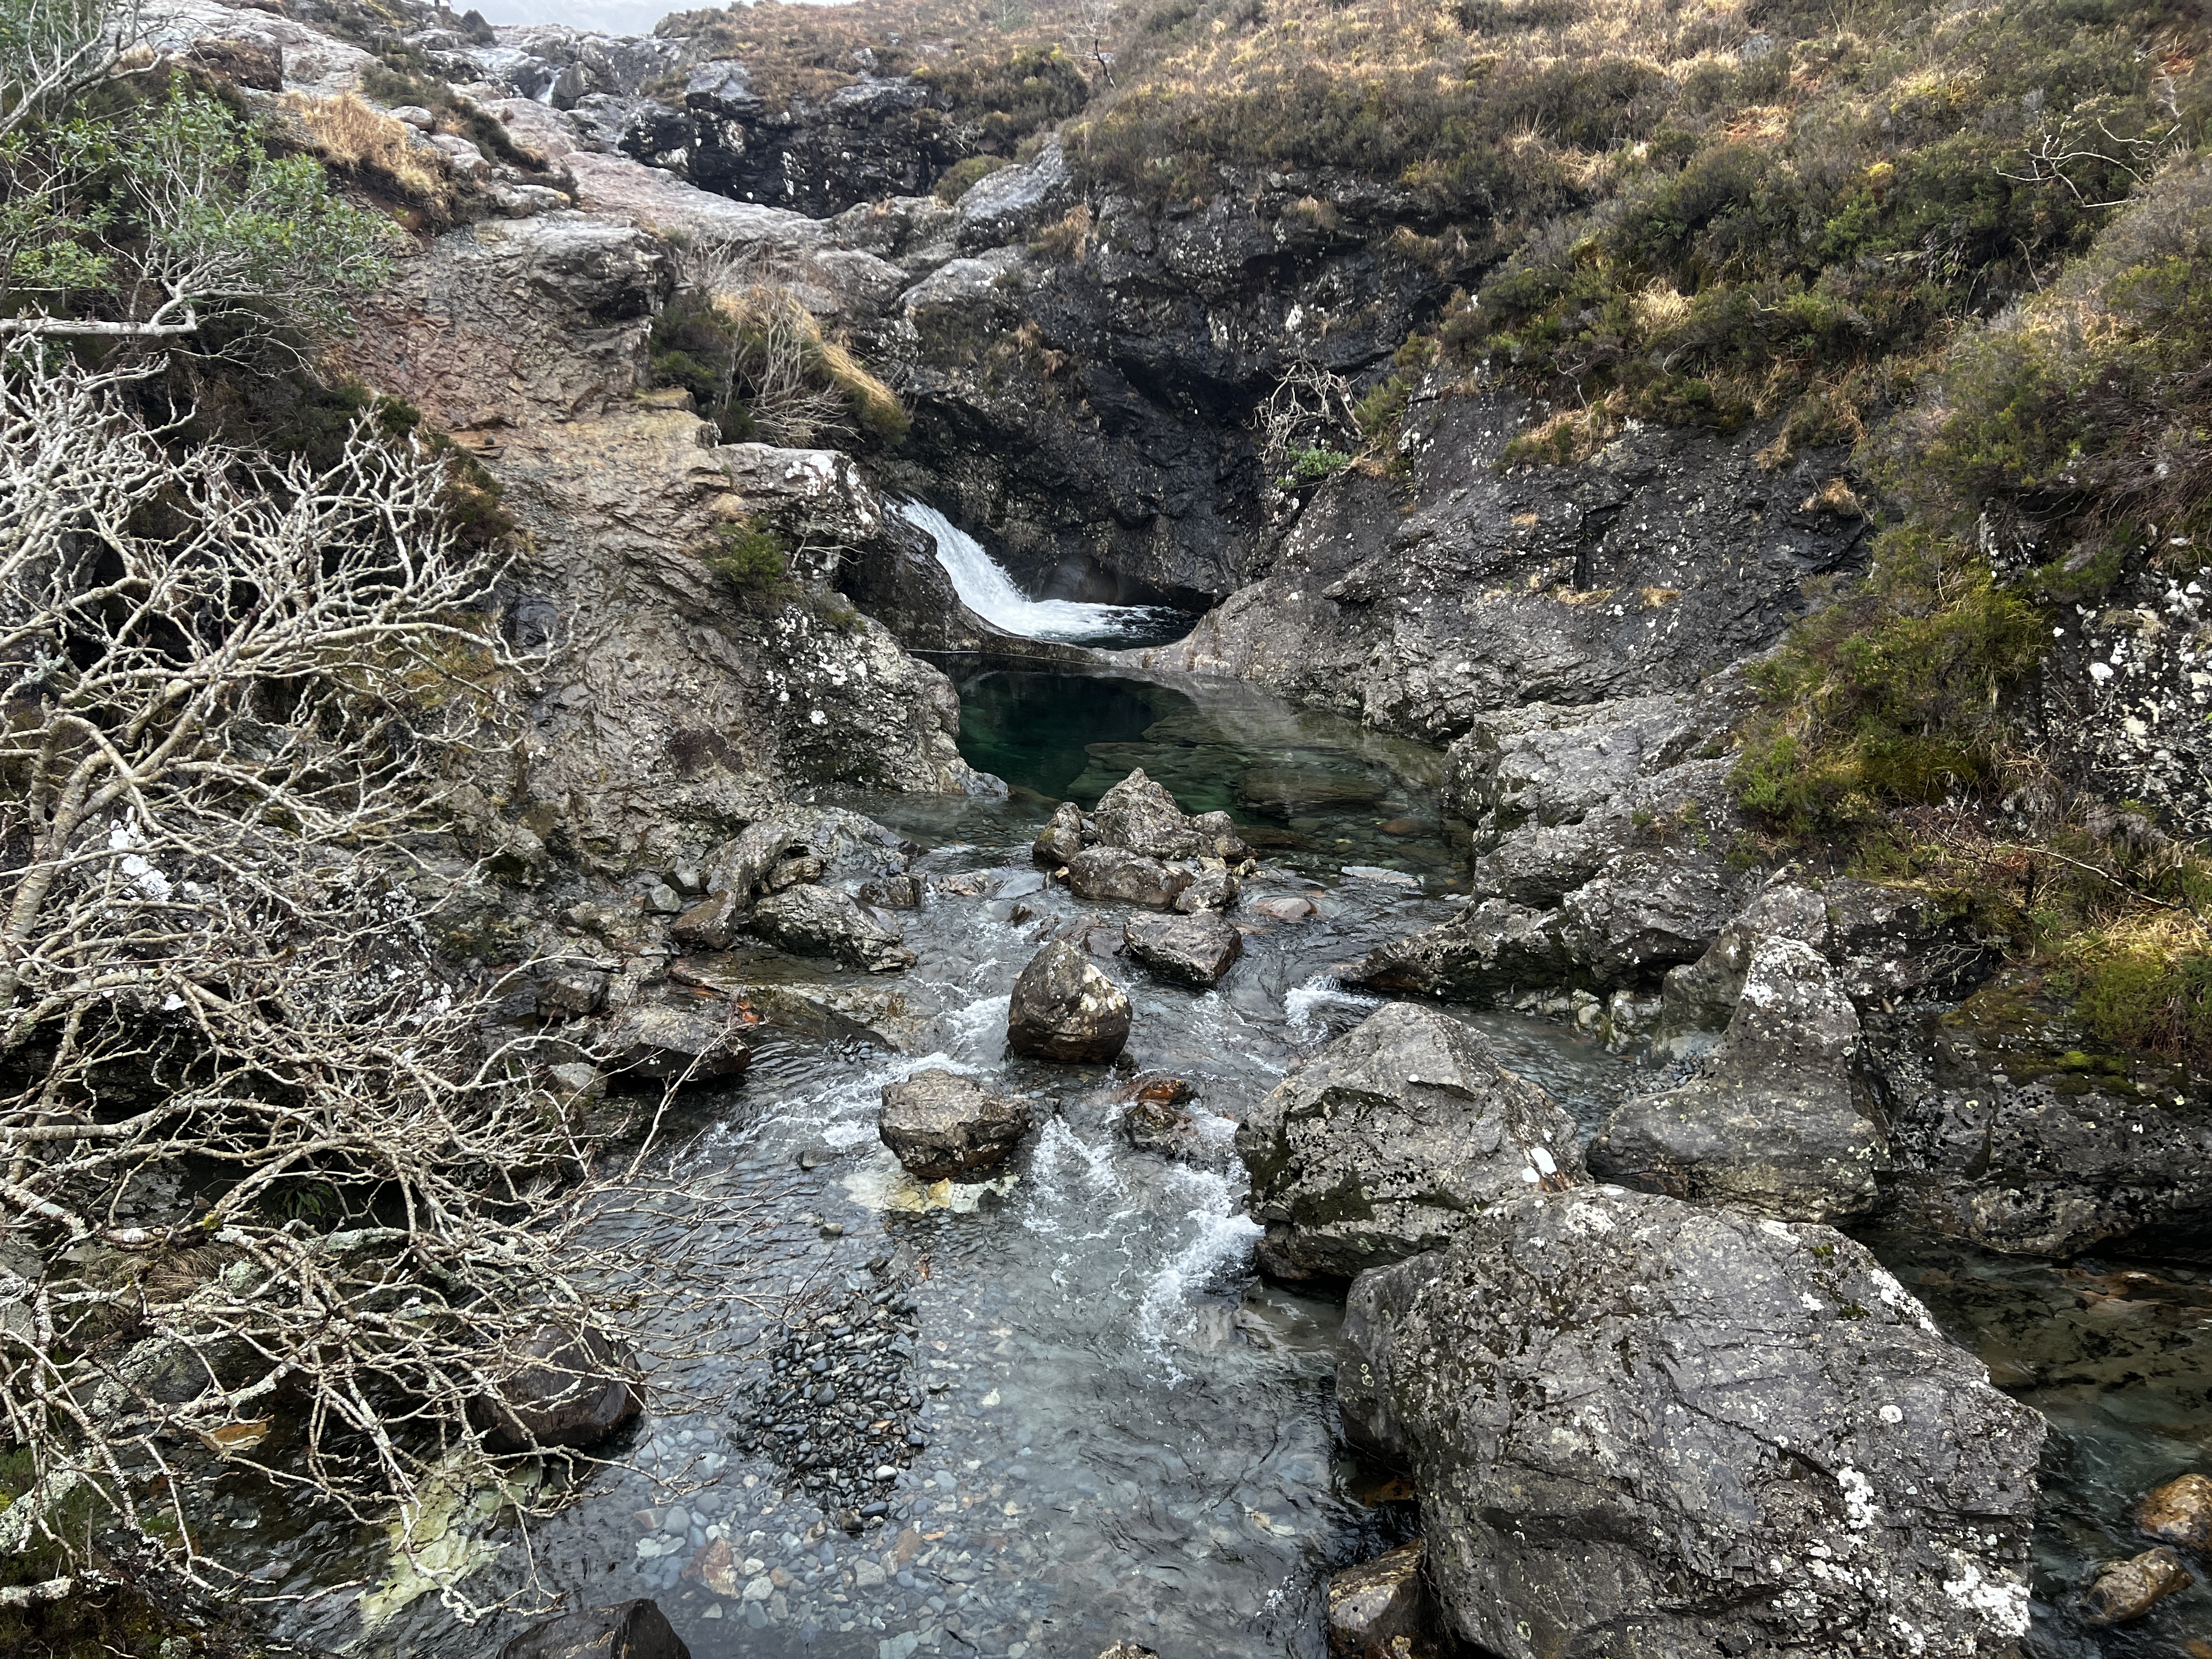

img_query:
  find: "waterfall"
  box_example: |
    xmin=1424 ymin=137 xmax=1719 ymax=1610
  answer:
xmin=893 ymin=499 xmax=1183 ymax=645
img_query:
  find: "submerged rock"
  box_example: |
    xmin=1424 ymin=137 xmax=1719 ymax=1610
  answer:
xmin=878 ymin=1069 xmax=1032 ymax=1181
xmin=1235 ymin=1002 xmax=1582 ymax=1279
xmin=1065 ymin=846 xmax=1192 ymax=909
xmin=500 ymin=1598 xmax=690 ymax=1659
xmin=1328 ymin=1539 xmax=1432 ymax=1658
xmin=1123 ymin=910 xmax=1242 ymax=988
xmin=1007 ymin=939 xmax=1131 ymax=1063
xmin=750 ymin=884 xmax=917 ymax=973
xmin=2138 ymin=1472 xmax=2212 ymax=1551
xmin=475 ymin=1324 xmax=641 ymax=1454
xmin=1339 ymin=1187 xmax=2044 ymax=1659
xmin=1589 ymin=936 xmax=1888 ymax=1221
xmin=2083 ymin=1547 xmax=2192 ymax=1626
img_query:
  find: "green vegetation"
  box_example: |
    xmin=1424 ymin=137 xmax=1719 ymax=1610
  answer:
xmin=935 ymin=152 xmax=1008 ymax=201
xmin=650 ymin=280 xmax=910 ymax=445
xmin=1278 ymin=445 xmax=1351 ymax=489
xmin=702 ymin=518 xmax=794 ymax=597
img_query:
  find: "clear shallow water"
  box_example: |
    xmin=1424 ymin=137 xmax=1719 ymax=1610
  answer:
xmin=236 ymin=672 xmax=2204 ymax=1659
xmin=894 ymin=503 xmax=1197 ymax=649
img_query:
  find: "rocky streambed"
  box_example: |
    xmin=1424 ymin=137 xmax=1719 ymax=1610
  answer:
xmin=205 ymin=670 xmax=2209 ymax=1659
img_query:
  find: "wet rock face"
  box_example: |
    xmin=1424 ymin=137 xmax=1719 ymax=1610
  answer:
xmin=1871 ymin=981 xmax=2212 ymax=1259
xmin=1006 ymin=939 xmax=1131 ymax=1063
xmin=475 ymin=1324 xmax=641 ymax=1454
xmin=1590 ymin=936 xmax=1889 ymax=1222
xmin=1122 ymin=910 xmax=1242 ymax=988
xmin=1133 ymin=395 xmax=1869 ymax=744
xmin=1340 ymin=1188 xmax=2045 ymax=1659
xmin=1235 ymin=1002 xmax=1583 ymax=1280
xmin=877 ymin=1069 xmax=1033 ymax=1181
xmin=751 ymin=884 xmax=917 ymax=973
xmin=1032 ymin=800 xmax=1086 ymax=866
xmin=500 ymin=1598 xmax=690 ymax=1659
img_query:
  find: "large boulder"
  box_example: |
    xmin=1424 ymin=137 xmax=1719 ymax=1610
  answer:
xmin=749 ymin=884 xmax=916 ymax=973
xmin=1006 ymin=939 xmax=1131 ymax=1063
xmin=1123 ymin=910 xmax=1242 ymax=988
xmin=1339 ymin=1188 xmax=2045 ymax=1659
xmin=1589 ymin=936 xmax=1888 ymax=1222
xmin=1032 ymin=800 xmax=1086 ymax=866
xmin=1091 ymin=767 xmax=1206 ymax=860
xmin=475 ymin=1324 xmax=641 ymax=1454
xmin=1234 ymin=1002 xmax=1583 ymax=1280
xmin=878 ymin=1069 xmax=1033 ymax=1181
xmin=1065 ymin=846 xmax=1192 ymax=909
xmin=499 ymin=1598 xmax=690 ymax=1659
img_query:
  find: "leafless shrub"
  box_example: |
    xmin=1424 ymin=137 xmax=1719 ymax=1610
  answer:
xmin=0 ymin=341 xmax=750 ymax=1620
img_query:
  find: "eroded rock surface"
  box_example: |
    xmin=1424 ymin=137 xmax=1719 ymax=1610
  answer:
xmin=1235 ymin=1002 xmax=1582 ymax=1279
xmin=1340 ymin=1187 xmax=2045 ymax=1659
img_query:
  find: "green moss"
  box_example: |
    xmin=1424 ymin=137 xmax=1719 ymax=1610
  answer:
xmin=701 ymin=521 xmax=792 ymax=600
xmin=934 ymin=153 xmax=1009 ymax=202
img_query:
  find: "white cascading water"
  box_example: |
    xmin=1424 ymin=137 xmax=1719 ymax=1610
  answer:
xmin=894 ymin=499 xmax=1178 ymax=644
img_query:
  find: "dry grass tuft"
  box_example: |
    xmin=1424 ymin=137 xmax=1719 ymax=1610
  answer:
xmin=279 ymin=93 xmax=448 ymax=205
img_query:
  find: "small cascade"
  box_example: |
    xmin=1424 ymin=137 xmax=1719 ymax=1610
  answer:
xmin=893 ymin=499 xmax=1188 ymax=646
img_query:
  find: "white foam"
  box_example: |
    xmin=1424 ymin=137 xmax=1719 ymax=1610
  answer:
xmin=1284 ymin=973 xmax=1381 ymax=1047
xmin=895 ymin=499 xmax=1181 ymax=644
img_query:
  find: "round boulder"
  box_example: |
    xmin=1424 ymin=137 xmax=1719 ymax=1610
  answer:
xmin=1007 ymin=939 xmax=1131 ymax=1064
xmin=879 ymin=1069 xmax=1034 ymax=1181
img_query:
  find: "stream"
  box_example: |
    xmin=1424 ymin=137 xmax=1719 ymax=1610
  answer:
xmin=245 ymin=664 xmax=2206 ymax=1657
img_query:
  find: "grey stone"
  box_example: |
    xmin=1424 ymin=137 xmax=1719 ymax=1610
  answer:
xmin=1065 ymin=846 xmax=1192 ymax=909
xmin=533 ymin=963 xmax=611 ymax=1018
xmin=1032 ymin=800 xmax=1086 ymax=866
xmin=954 ymin=137 xmax=1075 ymax=251
xmin=1091 ymin=766 xmax=1205 ymax=860
xmin=670 ymin=888 xmax=744 ymax=951
xmin=1654 ymin=880 xmax=1833 ymax=1051
xmin=751 ymin=884 xmax=917 ymax=973
xmin=1172 ymin=866 xmax=1241 ymax=912
xmin=602 ymin=1000 xmax=754 ymax=1081
xmin=1007 ymin=939 xmax=1130 ymax=1064
xmin=1590 ymin=937 xmax=1888 ymax=1222
xmin=1823 ymin=877 xmax=1996 ymax=1005
xmin=1235 ymin=1002 xmax=1583 ymax=1280
xmin=1327 ymin=1539 xmax=1430 ymax=1658
xmin=1122 ymin=910 xmax=1242 ymax=988
xmin=475 ymin=1323 xmax=641 ymax=1454
xmin=1339 ymin=1187 xmax=2044 ymax=1659
xmin=878 ymin=1069 xmax=1033 ymax=1181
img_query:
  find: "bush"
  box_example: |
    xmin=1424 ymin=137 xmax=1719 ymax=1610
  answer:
xmin=701 ymin=519 xmax=792 ymax=599
xmin=1279 ymin=445 xmax=1352 ymax=487
xmin=934 ymin=153 xmax=1008 ymax=201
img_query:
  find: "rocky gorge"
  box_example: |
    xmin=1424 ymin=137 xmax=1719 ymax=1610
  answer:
xmin=8 ymin=0 xmax=2212 ymax=1656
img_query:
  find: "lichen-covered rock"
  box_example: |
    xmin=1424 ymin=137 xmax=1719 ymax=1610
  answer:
xmin=1339 ymin=1187 xmax=2045 ymax=1659
xmin=1032 ymin=800 xmax=1086 ymax=866
xmin=1652 ymin=881 xmax=1833 ymax=1052
xmin=1091 ymin=767 xmax=1206 ymax=860
xmin=1235 ymin=1002 xmax=1582 ymax=1280
xmin=1065 ymin=846 xmax=1192 ymax=909
xmin=1824 ymin=878 xmax=1996 ymax=1006
xmin=1347 ymin=896 xmax=1574 ymax=1000
xmin=878 ymin=1069 xmax=1032 ymax=1181
xmin=1171 ymin=866 xmax=1240 ymax=913
xmin=750 ymin=884 xmax=916 ymax=973
xmin=1122 ymin=910 xmax=1242 ymax=988
xmin=1589 ymin=936 xmax=1888 ymax=1221
xmin=1006 ymin=939 xmax=1130 ymax=1063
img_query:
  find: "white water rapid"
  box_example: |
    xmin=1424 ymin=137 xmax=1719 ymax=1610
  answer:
xmin=893 ymin=499 xmax=1183 ymax=644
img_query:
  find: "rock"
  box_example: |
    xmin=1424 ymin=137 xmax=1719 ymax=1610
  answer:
xmin=499 ymin=1598 xmax=690 ymax=1659
xmin=954 ymin=137 xmax=1076 ymax=251
xmin=1191 ymin=809 xmax=1250 ymax=861
xmin=1824 ymin=877 xmax=1995 ymax=1006
xmin=1065 ymin=846 xmax=1192 ymax=909
xmin=1589 ymin=937 xmax=1888 ymax=1222
xmin=1092 ymin=767 xmax=1205 ymax=860
xmin=878 ymin=1069 xmax=1033 ymax=1181
xmin=1328 ymin=1539 xmax=1431 ymax=1658
xmin=670 ymin=888 xmax=744 ymax=951
xmin=602 ymin=1000 xmax=754 ymax=1081
xmin=2084 ymin=1547 xmax=2192 ymax=1626
xmin=1252 ymin=894 xmax=1317 ymax=922
xmin=1872 ymin=978 xmax=2212 ymax=1257
xmin=2139 ymin=1472 xmax=2212 ymax=1552
xmin=1348 ymin=896 xmax=1573 ymax=1000
xmin=1652 ymin=881 xmax=1832 ymax=1051
xmin=1124 ymin=1095 xmax=1210 ymax=1161
xmin=534 ymin=962 xmax=611 ymax=1018
xmin=1340 ymin=1187 xmax=2044 ymax=1659
xmin=475 ymin=1323 xmax=641 ymax=1454
xmin=1032 ymin=800 xmax=1086 ymax=866
xmin=1006 ymin=939 xmax=1131 ymax=1064
xmin=1092 ymin=1646 xmax=1159 ymax=1659
xmin=1172 ymin=866 xmax=1240 ymax=912
xmin=1123 ymin=910 xmax=1242 ymax=988
xmin=751 ymin=884 xmax=917 ymax=973
xmin=1235 ymin=1002 xmax=1583 ymax=1280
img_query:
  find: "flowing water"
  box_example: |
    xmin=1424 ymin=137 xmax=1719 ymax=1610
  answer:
xmin=245 ymin=669 xmax=2205 ymax=1659
xmin=893 ymin=503 xmax=1197 ymax=649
